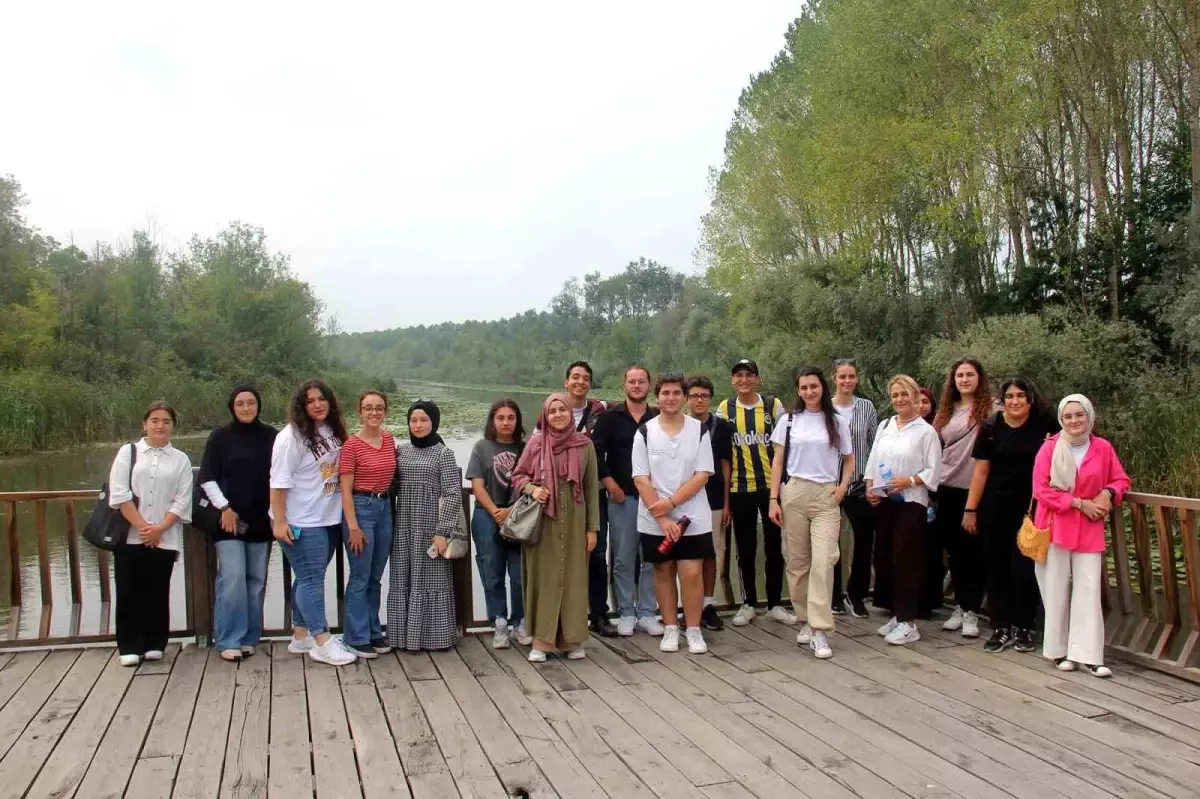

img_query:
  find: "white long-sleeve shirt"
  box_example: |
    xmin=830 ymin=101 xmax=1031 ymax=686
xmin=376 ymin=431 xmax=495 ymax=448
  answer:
xmin=862 ymin=416 xmax=943 ymax=507
xmin=108 ymin=438 xmax=194 ymax=551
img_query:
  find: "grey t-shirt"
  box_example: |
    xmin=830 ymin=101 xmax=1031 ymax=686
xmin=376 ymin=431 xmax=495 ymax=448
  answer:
xmin=465 ymin=439 xmax=522 ymax=508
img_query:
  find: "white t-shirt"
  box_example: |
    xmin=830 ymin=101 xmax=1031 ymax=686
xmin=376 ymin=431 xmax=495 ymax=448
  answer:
xmin=631 ymin=416 xmax=715 ymax=536
xmin=269 ymin=423 xmax=343 ymax=527
xmin=770 ymin=411 xmax=853 ymax=484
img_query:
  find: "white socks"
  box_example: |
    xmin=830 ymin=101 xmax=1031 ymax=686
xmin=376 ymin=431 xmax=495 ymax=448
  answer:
xmin=703 ymin=596 xmax=715 ymax=607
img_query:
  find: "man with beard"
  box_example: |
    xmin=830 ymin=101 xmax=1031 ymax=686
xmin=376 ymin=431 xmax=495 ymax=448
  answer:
xmin=592 ymin=365 xmax=663 ymax=636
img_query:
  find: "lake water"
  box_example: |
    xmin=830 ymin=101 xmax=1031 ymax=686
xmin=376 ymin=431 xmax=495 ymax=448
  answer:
xmin=0 ymin=384 xmax=756 ymax=642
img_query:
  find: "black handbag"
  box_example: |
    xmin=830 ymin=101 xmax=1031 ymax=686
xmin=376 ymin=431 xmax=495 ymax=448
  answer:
xmin=192 ymin=471 xmax=224 ymax=537
xmin=83 ymin=443 xmax=137 ymax=551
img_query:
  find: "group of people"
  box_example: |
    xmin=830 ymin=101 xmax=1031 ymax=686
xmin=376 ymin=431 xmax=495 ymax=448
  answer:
xmin=102 ymin=354 xmax=1131 ymax=677
xmin=105 ymin=381 xmax=467 ymax=667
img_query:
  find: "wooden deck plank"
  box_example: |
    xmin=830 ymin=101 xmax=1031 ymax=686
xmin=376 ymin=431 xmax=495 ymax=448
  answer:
xmin=413 ymin=678 xmax=508 ymax=798
xmin=0 ymin=650 xmax=47 ymax=711
xmin=562 ymin=650 xmax=730 ymax=787
xmin=75 ymin=672 xmax=169 ymax=798
xmin=0 ymin=650 xmax=79 ymax=760
xmin=833 ymin=623 xmax=1195 ymax=797
xmin=454 ymin=635 xmax=504 ymax=677
xmin=136 ymin=641 xmax=180 ymax=676
xmin=26 ymin=649 xmax=136 ymax=799
xmin=368 ymin=653 xmax=454 ymax=785
xmin=622 ymin=634 xmax=749 ymax=704
xmin=268 ymin=641 xmax=313 ymax=798
xmin=340 ymin=664 xmax=411 ymax=799
xmin=304 ymin=650 xmax=363 ymax=798
xmin=582 ymin=636 xmax=648 ymax=684
xmin=220 ymin=645 xmax=271 ymax=799
xmin=0 ymin=647 xmax=109 ymax=796
xmin=173 ymin=648 xmax=238 ymax=798
xmin=126 ymin=756 xmax=179 ymax=798
xmin=141 ymin=643 xmax=206 ymax=758
xmin=701 ymin=782 xmax=759 ymax=799
xmin=430 ymin=647 xmax=556 ymax=798
xmin=397 ymin=650 xmax=440 ymax=681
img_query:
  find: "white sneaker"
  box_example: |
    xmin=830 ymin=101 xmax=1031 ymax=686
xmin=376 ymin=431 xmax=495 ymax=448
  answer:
xmin=493 ymin=618 xmax=511 ymax=650
xmin=637 ymin=617 xmax=665 ymax=636
xmin=767 ymin=606 xmax=798 ymax=625
xmin=288 ymin=636 xmax=315 ymax=654
xmin=731 ymin=605 xmax=756 ymax=627
xmin=961 ymin=611 xmax=979 ymax=638
xmin=528 ymin=649 xmax=547 ymax=663
xmin=119 ymin=654 xmax=141 ymax=667
xmin=309 ymin=637 xmax=356 ymax=666
xmin=810 ymin=631 xmax=833 ymax=659
xmin=942 ymin=606 xmax=964 ymax=631
xmin=796 ymin=623 xmax=813 ymax=645
xmin=1087 ymin=664 xmax=1112 ymax=678
xmin=1055 ymin=658 xmax=1076 ymax=672
xmin=885 ymin=621 xmax=921 ymax=645
xmin=877 ymin=617 xmax=899 ymax=637
xmin=514 ymin=620 xmax=532 ymax=646
xmin=660 ymin=626 xmax=680 ymax=652
xmin=617 ymin=616 xmax=636 ymax=637
xmin=686 ymin=628 xmax=707 ymax=654
xmin=143 ymin=650 xmax=164 ymax=661
xmin=566 ymin=647 xmax=587 ymax=660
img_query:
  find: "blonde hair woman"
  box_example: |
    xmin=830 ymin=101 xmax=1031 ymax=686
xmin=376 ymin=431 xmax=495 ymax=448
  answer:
xmin=863 ymin=375 xmax=943 ymax=646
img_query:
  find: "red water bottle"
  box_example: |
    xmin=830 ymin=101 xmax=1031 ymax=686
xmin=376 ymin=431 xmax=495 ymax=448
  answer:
xmin=657 ymin=516 xmax=691 ymax=554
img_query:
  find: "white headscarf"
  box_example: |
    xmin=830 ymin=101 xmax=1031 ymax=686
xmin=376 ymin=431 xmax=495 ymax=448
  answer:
xmin=1050 ymin=394 xmax=1095 ymax=492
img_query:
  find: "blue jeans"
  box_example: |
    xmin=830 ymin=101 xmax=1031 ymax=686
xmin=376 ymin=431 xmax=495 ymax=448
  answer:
xmin=281 ymin=525 xmax=336 ymax=636
xmin=472 ymin=506 xmax=523 ymax=624
xmin=609 ymin=496 xmax=657 ymax=619
xmin=343 ymin=495 xmax=393 ymax=646
xmin=213 ymin=539 xmax=270 ymax=651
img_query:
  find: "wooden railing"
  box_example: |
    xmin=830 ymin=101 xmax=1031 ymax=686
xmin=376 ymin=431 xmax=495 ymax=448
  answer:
xmin=0 ymin=485 xmax=475 ymax=649
xmin=1104 ymin=492 xmax=1200 ymax=681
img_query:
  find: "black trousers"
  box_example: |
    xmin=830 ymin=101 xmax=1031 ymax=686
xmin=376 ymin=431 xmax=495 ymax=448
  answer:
xmin=875 ymin=501 xmax=926 ymax=622
xmin=115 ymin=545 xmax=178 ymax=656
xmin=729 ymin=490 xmax=784 ymax=608
xmin=930 ymin=486 xmax=985 ymax=613
xmin=982 ymin=493 xmax=1040 ymax=630
xmin=590 ymin=488 xmax=610 ymax=617
xmin=831 ymin=494 xmax=877 ymax=603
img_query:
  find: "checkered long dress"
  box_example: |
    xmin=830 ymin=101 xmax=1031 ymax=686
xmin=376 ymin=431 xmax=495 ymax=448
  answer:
xmin=387 ymin=442 xmax=462 ymax=651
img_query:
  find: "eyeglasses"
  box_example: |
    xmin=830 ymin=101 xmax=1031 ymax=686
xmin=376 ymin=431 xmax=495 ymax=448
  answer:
xmin=688 ymin=393 xmax=712 ymax=401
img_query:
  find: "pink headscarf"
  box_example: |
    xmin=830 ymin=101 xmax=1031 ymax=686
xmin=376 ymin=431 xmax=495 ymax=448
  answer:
xmin=511 ymin=393 xmax=592 ymax=520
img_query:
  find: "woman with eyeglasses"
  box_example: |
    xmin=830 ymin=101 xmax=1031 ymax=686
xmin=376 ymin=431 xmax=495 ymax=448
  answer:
xmin=513 ymin=393 xmax=599 ymax=663
xmin=388 ymin=399 xmax=466 ymax=652
xmin=828 ymin=359 xmax=878 ymax=619
xmin=337 ymin=390 xmax=397 ymax=659
xmin=930 ymin=357 xmax=993 ymax=638
xmin=864 ymin=375 xmax=942 ymax=646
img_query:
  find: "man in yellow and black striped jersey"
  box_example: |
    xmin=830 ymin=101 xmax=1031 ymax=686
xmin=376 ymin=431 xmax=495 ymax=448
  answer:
xmin=715 ymin=358 xmax=797 ymax=628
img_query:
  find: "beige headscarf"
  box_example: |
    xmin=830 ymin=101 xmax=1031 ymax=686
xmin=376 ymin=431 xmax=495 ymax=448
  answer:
xmin=1050 ymin=394 xmax=1095 ymax=492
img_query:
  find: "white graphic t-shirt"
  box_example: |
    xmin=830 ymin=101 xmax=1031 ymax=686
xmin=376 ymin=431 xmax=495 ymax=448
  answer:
xmin=269 ymin=423 xmax=343 ymax=527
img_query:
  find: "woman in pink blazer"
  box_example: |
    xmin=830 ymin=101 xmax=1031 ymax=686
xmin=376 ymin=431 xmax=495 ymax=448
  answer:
xmin=1032 ymin=394 xmax=1131 ymax=677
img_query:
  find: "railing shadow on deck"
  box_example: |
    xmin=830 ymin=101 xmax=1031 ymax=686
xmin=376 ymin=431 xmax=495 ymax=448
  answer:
xmin=3 ymin=484 xmax=1199 ymax=684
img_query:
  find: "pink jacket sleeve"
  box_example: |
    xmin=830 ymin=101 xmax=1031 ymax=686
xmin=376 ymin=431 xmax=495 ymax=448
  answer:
xmin=1101 ymin=441 xmax=1132 ymax=503
xmin=1032 ymin=437 xmax=1074 ymax=513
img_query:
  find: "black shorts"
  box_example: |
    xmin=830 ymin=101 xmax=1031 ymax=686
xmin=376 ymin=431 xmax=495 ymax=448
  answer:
xmin=640 ymin=531 xmax=716 ymax=564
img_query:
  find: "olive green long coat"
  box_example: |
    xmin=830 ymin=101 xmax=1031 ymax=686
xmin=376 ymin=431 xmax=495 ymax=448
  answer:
xmin=522 ymin=444 xmax=599 ymax=648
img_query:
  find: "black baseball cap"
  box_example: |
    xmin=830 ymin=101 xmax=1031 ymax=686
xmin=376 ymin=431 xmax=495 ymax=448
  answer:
xmin=730 ymin=358 xmax=759 ymax=375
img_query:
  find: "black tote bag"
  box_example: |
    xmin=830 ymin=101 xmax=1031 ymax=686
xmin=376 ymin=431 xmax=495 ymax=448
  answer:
xmin=83 ymin=443 xmax=137 ymax=551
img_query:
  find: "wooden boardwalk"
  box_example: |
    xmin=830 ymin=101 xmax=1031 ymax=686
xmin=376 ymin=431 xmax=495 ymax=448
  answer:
xmin=3 ymin=609 xmax=1200 ymax=798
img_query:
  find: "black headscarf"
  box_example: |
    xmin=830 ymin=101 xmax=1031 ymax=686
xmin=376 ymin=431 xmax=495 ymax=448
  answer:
xmin=407 ymin=400 xmax=444 ymax=448
xmin=226 ymin=384 xmax=272 ymax=432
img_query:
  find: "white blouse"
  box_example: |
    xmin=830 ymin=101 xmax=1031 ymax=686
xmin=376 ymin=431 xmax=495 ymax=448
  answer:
xmin=108 ymin=438 xmax=194 ymax=552
xmin=863 ymin=416 xmax=943 ymax=507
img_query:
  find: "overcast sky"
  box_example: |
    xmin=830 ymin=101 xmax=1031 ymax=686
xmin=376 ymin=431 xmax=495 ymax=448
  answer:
xmin=3 ymin=1 xmax=801 ymax=332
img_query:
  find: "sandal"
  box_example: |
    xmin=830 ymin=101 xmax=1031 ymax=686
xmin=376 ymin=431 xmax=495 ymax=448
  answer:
xmin=240 ymin=646 xmax=256 ymax=659
xmin=220 ymin=649 xmax=243 ymax=662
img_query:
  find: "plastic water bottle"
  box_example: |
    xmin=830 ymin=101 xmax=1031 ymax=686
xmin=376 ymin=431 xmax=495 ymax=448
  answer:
xmin=878 ymin=466 xmax=904 ymax=502
xmin=927 ymin=504 xmax=936 ymax=523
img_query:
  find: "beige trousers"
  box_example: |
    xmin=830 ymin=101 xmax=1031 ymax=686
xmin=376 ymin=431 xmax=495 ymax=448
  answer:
xmin=1035 ymin=543 xmax=1105 ymax=665
xmin=780 ymin=479 xmax=841 ymax=631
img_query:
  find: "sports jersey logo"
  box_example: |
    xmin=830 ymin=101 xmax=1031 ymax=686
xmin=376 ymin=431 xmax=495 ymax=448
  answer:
xmin=731 ymin=431 xmax=772 ymax=447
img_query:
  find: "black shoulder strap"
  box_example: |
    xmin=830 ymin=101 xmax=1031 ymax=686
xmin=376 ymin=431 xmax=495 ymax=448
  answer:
xmin=129 ymin=442 xmax=140 ymax=506
xmin=638 ymin=422 xmax=649 ymax=445
xmin=781 ymin=412 xmax=794 ymax=483
xmin=763 ymin=395 xmax=777 ymax=435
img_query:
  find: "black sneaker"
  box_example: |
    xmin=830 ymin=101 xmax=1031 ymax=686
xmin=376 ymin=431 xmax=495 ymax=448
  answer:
xmin=701 ymin=605 xmax=724 ymax=631
xmin=1012 ymin=628 xmax=1036 ymax=653
xmin=347 ymin=642 xmax=378 ymax=659
xmin=371 ymin=638 xmax=392 ymax=654
xmin=831 ymin=596 xmax=847 ymax=616
xmin=983 ymin=627 xmax=1013 ymax=653
xmin=590 ymin=615 xmax=618 ymax=638
xmin=848 ymin=598 xmax=869 ymax=619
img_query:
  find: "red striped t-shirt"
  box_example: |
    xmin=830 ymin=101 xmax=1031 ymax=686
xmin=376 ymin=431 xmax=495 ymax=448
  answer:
xmin=339 ymin=432 xmax=397 ymax=492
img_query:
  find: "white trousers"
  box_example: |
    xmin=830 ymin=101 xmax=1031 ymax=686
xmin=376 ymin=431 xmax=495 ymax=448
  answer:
xmin=1034 ymin=543 xmax=1105 ymax=665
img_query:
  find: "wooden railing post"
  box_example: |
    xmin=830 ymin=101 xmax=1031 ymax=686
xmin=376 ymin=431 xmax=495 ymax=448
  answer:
xmin=184 ymin=524 xmax=215 ymax=647
xmin=454 ymin=481 xmax=475 ymax=632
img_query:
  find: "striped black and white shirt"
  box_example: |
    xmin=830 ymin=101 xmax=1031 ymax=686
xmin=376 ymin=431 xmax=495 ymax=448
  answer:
xmin=834 ymin=396 xmax=878 ymax=483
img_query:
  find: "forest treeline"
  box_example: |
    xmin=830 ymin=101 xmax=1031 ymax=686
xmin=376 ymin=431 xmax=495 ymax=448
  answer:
xmin=0 ymin=176 xmax=390 ymax=453
xmin=331 ymin=2 xmax=1200 ymax=495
